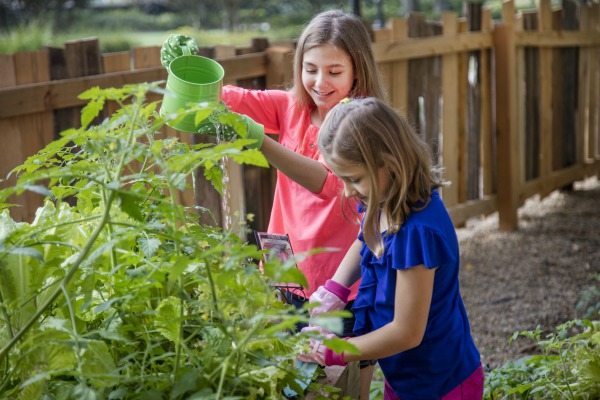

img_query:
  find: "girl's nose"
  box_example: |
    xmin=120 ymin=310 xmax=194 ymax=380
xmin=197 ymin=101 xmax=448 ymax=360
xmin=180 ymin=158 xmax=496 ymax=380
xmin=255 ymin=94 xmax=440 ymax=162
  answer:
xmin=315 ymin=71 xmax=326 ymax=88
xmin=343 ymin=184 xmax=355 ymax=198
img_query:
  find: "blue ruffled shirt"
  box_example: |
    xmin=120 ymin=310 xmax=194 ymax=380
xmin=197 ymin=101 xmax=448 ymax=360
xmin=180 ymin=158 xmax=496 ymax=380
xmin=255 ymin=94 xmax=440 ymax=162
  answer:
xmin=353 ymin=191 xmax=480 ymax=399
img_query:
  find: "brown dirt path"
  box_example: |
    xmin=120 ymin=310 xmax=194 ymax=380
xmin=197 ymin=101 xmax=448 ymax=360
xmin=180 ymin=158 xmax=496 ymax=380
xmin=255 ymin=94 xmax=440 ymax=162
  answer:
xmin=458 ymin=176 xmax=600 ymax=368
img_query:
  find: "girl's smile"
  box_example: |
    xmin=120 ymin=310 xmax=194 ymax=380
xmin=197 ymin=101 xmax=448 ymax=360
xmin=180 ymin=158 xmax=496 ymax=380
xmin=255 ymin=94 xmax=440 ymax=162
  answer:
xmin=301 ymin=44 xmax=355 ymax=126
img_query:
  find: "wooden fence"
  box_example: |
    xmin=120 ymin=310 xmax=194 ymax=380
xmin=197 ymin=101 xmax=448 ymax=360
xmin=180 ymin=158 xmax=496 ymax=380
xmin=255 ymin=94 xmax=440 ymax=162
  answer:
xmin=0 ymin=0 xmax=599 ymax=236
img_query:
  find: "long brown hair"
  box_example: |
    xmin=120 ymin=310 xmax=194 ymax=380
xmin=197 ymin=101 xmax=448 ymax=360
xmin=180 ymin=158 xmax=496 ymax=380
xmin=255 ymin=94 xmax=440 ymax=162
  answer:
xmin=292 ymin=10 xmax=386 ymax=108
xmin=318 ymin=98 xmax=443 ymax=257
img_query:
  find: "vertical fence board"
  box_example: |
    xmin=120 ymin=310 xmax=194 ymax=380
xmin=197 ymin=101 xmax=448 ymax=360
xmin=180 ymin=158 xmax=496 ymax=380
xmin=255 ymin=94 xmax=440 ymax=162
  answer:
xmin=480 ymin=9 xmax=495 ymax=196
xmin=523 ymin=11 xmax=540 ymax=181
xmin=132 ymin=46 xmax=161 ymax=69
xmin=457 ymin=18 xmax=469 ymax=204
xmin=441 ymin=12 xmax=460 ymax=207
xmin=390 ymin=18 xmax=409 ymax=116
xmin=560 ymin=0 xmax=579 ymax=170
xmin=0 ymin=54 xmax=23 ymax=220
xmin=3 ymin=50 xmax=53 ymax=221
xmin=495 ymin=1 xmax=520 ymax=230
xmin=551 ymin=10 xmax=566 ymax=171
xmin=466 ymin=3 xmax=483 ymax=200
xmin=539 ymin=0 xmax=554 ymax=181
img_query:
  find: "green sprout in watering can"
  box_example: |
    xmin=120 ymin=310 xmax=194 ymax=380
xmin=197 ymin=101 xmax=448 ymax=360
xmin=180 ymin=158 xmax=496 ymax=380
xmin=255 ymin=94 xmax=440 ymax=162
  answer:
xmin=160 ymin=34 xmax=200 ymax=68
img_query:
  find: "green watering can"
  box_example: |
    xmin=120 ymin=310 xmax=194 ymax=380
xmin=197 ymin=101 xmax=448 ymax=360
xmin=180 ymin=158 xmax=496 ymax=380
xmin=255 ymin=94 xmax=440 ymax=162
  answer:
xmin=159 ymin=38 xmax=225 ymax=133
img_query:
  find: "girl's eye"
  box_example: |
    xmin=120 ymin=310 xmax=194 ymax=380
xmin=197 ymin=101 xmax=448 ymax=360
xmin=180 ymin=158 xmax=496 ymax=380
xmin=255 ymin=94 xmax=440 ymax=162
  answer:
xmin=305 ymin=69 xmax=316 ymax=74
xmin=330 ymin=71 xmax=342 ymax=76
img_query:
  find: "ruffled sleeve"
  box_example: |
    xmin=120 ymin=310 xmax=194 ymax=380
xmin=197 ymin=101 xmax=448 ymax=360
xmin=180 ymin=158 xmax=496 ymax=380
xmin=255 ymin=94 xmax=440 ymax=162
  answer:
xmin=389 ymin=225 xmax=457 ymax=271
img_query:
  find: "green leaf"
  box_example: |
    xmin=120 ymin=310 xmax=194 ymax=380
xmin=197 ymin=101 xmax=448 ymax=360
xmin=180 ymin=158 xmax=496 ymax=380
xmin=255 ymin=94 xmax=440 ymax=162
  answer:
xmin=81 ymin=340 xmax=119 ymax=388
xmin=204 ymin=165 xmax=223 ymax=194
xmin=323 ymin=336 xmax=359 ymax=355
xmin=139 ymin=237 xmax=161 ymax=258
xmin=80 ymin=87 xmax=106 ymax=129
xmin=194 ymin=108 xmax=214 ymax=126
xmin=118 ymin=191 xmax=144 ymax=222
xmin=155 ymin=296 xmax=182 ymax=345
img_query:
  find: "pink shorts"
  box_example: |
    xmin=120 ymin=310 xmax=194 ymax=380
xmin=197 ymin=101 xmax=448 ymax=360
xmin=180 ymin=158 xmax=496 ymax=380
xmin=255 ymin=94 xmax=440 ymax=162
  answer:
xmin=384 ymin=365 xmax=484 ymax=400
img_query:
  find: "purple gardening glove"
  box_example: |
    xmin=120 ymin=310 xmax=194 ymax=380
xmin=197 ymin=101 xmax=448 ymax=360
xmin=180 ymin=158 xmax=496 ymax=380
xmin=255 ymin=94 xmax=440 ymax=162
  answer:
xmin=309 ymin=279 xmax=351 ymax=318
xmin=297 ymin=332 xmax=347 ymax=366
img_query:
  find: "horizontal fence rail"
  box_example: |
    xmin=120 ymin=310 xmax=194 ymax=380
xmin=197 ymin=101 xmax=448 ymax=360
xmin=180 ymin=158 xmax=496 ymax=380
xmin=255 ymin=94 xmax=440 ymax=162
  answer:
xmin=0 ymin=0 xmax=599 ymax=235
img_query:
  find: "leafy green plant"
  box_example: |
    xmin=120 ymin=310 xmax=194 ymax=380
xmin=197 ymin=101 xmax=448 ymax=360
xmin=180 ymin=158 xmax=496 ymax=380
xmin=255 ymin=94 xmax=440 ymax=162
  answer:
xmin=484 ymin=319 xmax=600 ymax=400
xmin=0 ymin=83 xmax=318 ymax=399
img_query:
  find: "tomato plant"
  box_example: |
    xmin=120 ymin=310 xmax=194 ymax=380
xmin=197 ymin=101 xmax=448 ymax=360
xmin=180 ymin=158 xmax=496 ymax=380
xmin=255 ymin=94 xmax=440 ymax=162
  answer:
xmin=0 ymin=83 xmax=312 ymax=399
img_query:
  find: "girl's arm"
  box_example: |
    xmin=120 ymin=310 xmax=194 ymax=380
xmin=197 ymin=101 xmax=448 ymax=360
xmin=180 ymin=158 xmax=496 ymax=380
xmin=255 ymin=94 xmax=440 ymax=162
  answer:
xmin=330 ymin=239 xmax=363 ymax=287
xmin=344 ymin=265 xmax=435 ymax=361
xmin=260 ymin=135 xmax=328 ymax=193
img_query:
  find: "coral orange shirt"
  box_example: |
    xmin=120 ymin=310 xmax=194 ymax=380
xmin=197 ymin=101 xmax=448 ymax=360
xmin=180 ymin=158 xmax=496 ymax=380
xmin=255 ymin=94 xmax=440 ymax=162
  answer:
xmin=222 ymin=86 xmax=360 ymax=299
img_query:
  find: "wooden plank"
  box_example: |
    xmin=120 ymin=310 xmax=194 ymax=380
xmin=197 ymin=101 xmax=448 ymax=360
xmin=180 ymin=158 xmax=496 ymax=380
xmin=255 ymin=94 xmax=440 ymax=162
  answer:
xmin=538 ymin=0 xmax=554 ymax=176
xmin=6 ymin=49 xmax=53 ymax=221
xmin=465 ymin=3 xmax=483 ymax=200
xmin=578 ymin=8 xmax=592 ymax=162
xmin=523 ymin=11 xmax=540 ymax=181
xmin=102 ymin=51 xmax=131 ymax=73
xmin=441 ymin=12 xmax=460 ymax=207
xmin=448 ymin=195 xmax=497 ymax=227
xmin=551 ymin=9 xmax=565 ymax=172
xmin=101 ymin=51 xmax=132 ymax=116
xmin=266 ymin=46 xmax=293 ymax=89
xmin=0 ymin=53 xmax=268 ymax=119
xmin=560 ymin=0 xmax=579 ymax=168
xmin=457 ymin=18 xmax=469 ymax=204
xmin=390 ymin=18 xmax=409 ymax=115
xmin=495 ymin=0 xmax=520 ymax=230
xmin=214 ymin=45 xmax=237 ymax=59
xmin=0 ymin=54 xmax=24 ymax=218
xmin=515 ymin=31 xmax=600 ymax=47
xmin=132 ymin=46 xmax=161 ymax=69
xmin=480 ymin=8 xmax=495 ymax=196
xmin=64 ymin=38 xmax=101 ymax=78
xmin=520 ymin=160 xmax=600 ymax=201
xmin=372 ymin=31 xmax=493 ymax=62
xmin=56 ymin=38 xmax=102 ymax=135
xmin=215 ymin=53 xmax=267 ymax=82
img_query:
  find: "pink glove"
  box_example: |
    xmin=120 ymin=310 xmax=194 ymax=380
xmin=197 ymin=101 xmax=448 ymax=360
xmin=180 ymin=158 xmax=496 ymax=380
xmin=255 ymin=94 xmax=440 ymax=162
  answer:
xmin=309 ymin=279 xmax=351 ymax=317
xmin=297 ymin=335 xmax=347 ymax=366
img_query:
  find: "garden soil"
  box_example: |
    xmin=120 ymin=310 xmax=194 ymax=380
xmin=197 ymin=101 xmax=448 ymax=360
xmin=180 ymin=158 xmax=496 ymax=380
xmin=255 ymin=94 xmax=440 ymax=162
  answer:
xmin=457 ymin=176 xmax=600 ymax=369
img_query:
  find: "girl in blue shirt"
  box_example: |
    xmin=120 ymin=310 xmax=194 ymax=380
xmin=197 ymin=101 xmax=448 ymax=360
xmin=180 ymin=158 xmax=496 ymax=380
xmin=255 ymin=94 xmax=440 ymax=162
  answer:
xmin=299 ymin=97 xmax=483 ymax=399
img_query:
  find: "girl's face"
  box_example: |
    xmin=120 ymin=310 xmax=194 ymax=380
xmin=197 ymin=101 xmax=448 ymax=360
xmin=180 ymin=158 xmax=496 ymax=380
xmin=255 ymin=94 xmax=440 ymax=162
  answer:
xmin=327 ymin=159 xmax=389 ymax=204
xmin=301 ymin=44 xmax=355 ymax=122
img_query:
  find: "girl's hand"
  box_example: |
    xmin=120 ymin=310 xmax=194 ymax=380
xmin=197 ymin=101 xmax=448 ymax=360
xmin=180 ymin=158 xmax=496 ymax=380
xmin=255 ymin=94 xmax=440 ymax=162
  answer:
xmin=309 ymin=279 xmax=350 ymax=318
xmin=297 ymin=332 xmax=347 ymax=366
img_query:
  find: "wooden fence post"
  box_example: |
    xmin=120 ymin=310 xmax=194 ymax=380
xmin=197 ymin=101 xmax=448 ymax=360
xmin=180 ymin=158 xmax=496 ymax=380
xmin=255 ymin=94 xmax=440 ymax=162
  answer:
xmin=441 ymin=12 xmax=460 ymax=208
xmin=494 ymin=1 xmax=520 ymax=230
xmin=480 ymin=8 xmax=495 ymax=196
xmin=390 ymin=17 xmax=409 ymax=116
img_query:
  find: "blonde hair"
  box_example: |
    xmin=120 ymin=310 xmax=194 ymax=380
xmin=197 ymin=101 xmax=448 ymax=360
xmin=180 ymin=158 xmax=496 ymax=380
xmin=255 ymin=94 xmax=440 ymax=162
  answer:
xmin=292 ymin=10 xmax=387 ymax=108
xmin=318 ymin=97 xmax=443 ymax=257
